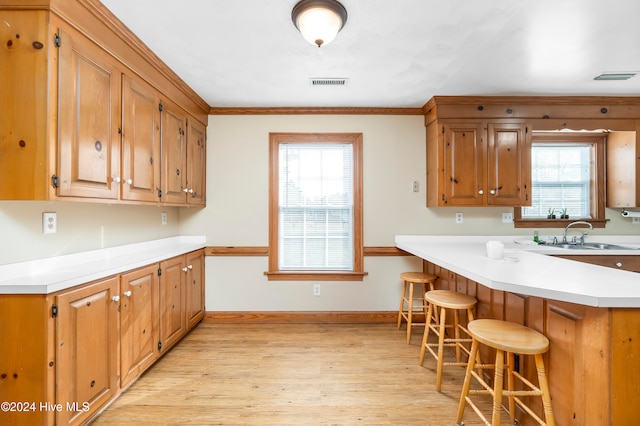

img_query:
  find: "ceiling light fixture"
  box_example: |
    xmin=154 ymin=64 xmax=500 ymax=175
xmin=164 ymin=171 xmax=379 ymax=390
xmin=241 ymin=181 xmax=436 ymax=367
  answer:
xmin=292 ymin=0 xmax=347 ymax=48
xmin=593 ymin=72 xmax=636 ymax=81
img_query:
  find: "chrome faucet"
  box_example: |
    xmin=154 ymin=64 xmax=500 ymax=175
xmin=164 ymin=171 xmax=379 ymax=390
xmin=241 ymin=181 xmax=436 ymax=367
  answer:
xmin=562 ymin=221 xmax=593 ymax=244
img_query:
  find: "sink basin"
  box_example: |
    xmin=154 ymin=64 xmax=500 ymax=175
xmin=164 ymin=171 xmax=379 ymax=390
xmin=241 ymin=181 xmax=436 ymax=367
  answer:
xmin=549 ymin=242 xmax=640 ymax=250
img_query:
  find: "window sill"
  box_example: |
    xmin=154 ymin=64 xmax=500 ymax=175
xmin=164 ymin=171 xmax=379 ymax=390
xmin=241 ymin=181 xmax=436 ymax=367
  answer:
xmin=513 ymin=218 xmax=607 ymax=229
xmin=264 ymin=271 xmax=368 ymax=281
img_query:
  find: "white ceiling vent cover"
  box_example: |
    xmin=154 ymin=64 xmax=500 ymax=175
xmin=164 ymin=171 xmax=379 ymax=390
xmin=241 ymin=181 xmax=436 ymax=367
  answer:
xmin=310 ymin=78 xmax=349 ymax=86
xmin=594 ymin=72 xmax=636 ymax=81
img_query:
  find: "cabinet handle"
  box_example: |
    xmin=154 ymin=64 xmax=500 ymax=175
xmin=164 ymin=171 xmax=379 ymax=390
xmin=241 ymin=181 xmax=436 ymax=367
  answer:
xmin=111 ymin=295 xmax=120 ymax=302
xmin=188 ymin=189 xmax=194 ymax=194
xmin=123 ymin=290 xmax=132 ymax=297
xmin=489 ymin=189 xmax=496 ymax=195
xmin=188 ymin=264 xmax=193 ymax=270
xmin=113 ymin=177 xmax=121 ymax=183
xmin=616 ymin=262 xmax=623 ymax=268
xmin=125 ymin=178 xmax=132 ymax=185
xmin=182 ymin=188 xmax=189 ymax=193
xmin=478 ymin=190 xmax=484 ymax=195
xmin=182 ymin=267 xmax=188 ymax=272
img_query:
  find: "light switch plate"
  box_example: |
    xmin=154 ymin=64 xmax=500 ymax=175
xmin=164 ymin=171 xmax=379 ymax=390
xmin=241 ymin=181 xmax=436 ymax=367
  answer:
xmin=502 ymin=212 xmax=513 ymax=223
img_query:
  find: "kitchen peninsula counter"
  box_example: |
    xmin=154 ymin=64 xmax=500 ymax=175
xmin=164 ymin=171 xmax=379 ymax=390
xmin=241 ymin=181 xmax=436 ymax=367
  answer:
xmin=395 ymin=235 xmax=640 ymax=425
xmin=395 ymin=235 xmax=640 ymax=307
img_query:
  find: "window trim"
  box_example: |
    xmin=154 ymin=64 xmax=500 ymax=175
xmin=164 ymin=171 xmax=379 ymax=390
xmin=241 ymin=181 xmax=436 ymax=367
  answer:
xmin=514 ymin=132 xmax=606 ymax=228
xmin=265 ymin=132 xmax=366 ymax=281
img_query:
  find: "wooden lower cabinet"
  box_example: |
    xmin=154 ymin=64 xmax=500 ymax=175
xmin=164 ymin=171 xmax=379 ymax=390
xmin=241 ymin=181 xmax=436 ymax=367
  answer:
xmin=0 ymin=249 xmax=204 ymax=425
xmin=120 ymin=265 xmax=160 ymax=388
xmin=424 ymin=260 xmax=640 ymax=426
xmin=56 ymin=277 xmax=119 ymax=426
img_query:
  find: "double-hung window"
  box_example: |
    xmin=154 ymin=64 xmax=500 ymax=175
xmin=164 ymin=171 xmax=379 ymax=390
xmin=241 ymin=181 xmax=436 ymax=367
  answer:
xmin=266 ymin=133 xmax=365 ymax=281
xmin=514 ymin=132 xmax=606 ymax=228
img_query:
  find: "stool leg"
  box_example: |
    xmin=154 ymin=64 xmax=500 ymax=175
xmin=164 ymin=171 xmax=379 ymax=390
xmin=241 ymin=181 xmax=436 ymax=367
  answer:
xmin=453 ymin=310 xmax=461 ymax=362
xmin=535 ymin=353 xmax=555 ymax=426
xmin=457 ymin=338 xmax=479 ymax=424
xmin=397 ymin=281 xmax=407 ymax=330
xmin=492 ymin=349 xmax=505 ymax=426
xmin=406 ymin=282 xmax=414 ymax=344
xmin=435 ymin=306 xmax=447 ymax=392
xmin=419 ymin=300 xmax=435 ymax=366
xmin=507 ymin=352 xmax=516 ymax=424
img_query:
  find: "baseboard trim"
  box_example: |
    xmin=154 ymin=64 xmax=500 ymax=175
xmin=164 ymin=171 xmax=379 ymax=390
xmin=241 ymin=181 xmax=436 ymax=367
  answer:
xmin=204 ymin=311 xmax=397 ymax=324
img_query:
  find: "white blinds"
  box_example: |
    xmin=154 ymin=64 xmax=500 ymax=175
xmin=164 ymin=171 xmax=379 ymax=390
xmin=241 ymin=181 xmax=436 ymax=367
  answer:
xmin=278 ymin=143 xmax=354 ymax=271
xmin=522 ymin=145 xmax=591 ymax=218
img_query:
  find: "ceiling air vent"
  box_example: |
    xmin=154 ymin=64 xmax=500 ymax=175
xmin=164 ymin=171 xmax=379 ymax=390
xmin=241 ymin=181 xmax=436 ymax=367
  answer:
xmin=593 ymin=73 xmax=636 ymax=81
xmin=309 ymin=78 xmax=349 ymax=86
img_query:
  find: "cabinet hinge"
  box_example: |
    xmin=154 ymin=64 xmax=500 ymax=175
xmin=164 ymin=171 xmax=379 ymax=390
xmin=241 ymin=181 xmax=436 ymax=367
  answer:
xmin=157 ymin=267 xmax=162 ymax=276
xmin=158 ymin=341 xmax=162 ymax=351
xmin=441 ymin=194 xmax=445 ymax=201
xmin=51 ymin=174 xmax=59 ymax=189
xmin=158 ymin=103 xmax=163 ymax=112
xmin=53 ymin=33 xmax=61 ymax=47
xmin=157 ymin=188 xmax=162 ymax=198
xmin=51 ymin=304 xmax=58 ymax=318
xmin=526 ymin=126 xmax=529 ymax=134
xmin=442 ymin=126 xmax=445 ymax=134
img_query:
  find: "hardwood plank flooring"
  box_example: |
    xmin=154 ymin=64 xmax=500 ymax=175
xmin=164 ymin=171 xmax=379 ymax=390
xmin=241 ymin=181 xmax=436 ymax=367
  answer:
xmin=92 ymin=322 xmax=497 ymax=425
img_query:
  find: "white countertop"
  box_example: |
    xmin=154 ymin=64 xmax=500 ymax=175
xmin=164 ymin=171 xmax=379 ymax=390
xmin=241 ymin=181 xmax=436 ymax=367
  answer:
xmin=395 ymin=235 xmax=640 ymax=308
xmin=0 ymin=236 xmax=206 ymax=295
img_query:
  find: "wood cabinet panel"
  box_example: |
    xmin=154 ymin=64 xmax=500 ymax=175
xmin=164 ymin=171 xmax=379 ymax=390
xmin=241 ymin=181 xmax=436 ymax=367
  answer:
xmin=554 ymin=254 xmax=640 ymax=272
xmin=121 ymin=74 xmax=161 ymax=203
xmin=56 ymin=277 xmax=119 ymax=426
xmin=119 ymin=265 xmax=159 ymax=388
xmin=186 ymin=119 xmax=207 ymax=205
xmin=57 ymin=26 xmax=121 ymax=199
xmin=160 ymin=100 xmax=188 ymax=204
xmin=185 ymin=250 xmax=205 ymax=329
xmin=160 ymin=256 xmax=187 ymax=350
xmin=427 ymin=119 xmax=530 ymax=207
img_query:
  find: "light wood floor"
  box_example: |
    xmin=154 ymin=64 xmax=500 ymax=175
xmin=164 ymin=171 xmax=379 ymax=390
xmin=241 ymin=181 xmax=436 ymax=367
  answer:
xmin=92 ymin=322 xmax=495 ymax=425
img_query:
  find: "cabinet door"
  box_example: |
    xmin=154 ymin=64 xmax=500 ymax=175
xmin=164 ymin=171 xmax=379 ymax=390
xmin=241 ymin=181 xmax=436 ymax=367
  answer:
xmin=487 ymin=122 xmax=531 ymax=206
xmin=441 ymin=123 xmax=485 ymax=205
xmin=186 ymin=118 xmax=206 ymax=205
xmin=121 ymin=74 xmax=161 ymax=203
xmin=160 ymin=256 xmax=186 ymax=350
xmin=57 ymin=26 xmax=121 ymax=199
xmin=185 ymin=250 xmax=205 ymax=329
xmin=120 ymin=264 xmax=159 ymax=388
xmin=56 ymin=276 xmax=119 ymax=426
xmin=160 ymin=101 xmax=187 ymax=204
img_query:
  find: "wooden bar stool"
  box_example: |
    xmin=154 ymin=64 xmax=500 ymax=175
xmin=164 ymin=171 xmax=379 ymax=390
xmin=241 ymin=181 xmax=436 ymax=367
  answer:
xmin=419 ymin=290 xmax=477 ymax=391
xmin=457 ymin=319 xmax=555 ymax=426
xmin=396 ymin=271 xmax=438 ymax=344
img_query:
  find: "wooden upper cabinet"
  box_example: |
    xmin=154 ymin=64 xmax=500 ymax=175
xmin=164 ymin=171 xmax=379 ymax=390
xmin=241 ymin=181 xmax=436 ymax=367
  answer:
xmin=122 ymin=74 xmax=161 ymax=203
xmin=0 ymin=8 xmax=208 ymax=206
xmin=57 ymin=26 xmax=122 ymax=199
xmin=606 ymin=130 xmax=640 ymax=208
xmin=487 ymin=122 xmax=531 ymax=205
xmin=427 ymin=120 xmax=531 ymax=207
xmin=186 ymin=119 xmax=207 ymax=205
xmin=160 ymin=100 xmax=188 ymax=204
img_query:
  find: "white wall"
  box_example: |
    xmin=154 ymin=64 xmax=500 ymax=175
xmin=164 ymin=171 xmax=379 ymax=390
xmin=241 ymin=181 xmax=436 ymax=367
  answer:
xmin=178 ymin=114 xmax=640 ymax=312
xmin=0 ymin=201 xmax=180 ymax=265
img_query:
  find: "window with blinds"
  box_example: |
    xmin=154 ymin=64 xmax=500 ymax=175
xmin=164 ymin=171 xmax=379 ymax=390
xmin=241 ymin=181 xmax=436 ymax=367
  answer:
xmin=267 ymin=132 xmax=364 ymax=280
xmin=522 ymin=144 xmax=592 ymax=218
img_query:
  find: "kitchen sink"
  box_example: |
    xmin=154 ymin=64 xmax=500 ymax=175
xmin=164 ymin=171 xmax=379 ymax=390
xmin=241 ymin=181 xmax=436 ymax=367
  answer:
xmin=549 ymin=242 xmax=640 ymax=250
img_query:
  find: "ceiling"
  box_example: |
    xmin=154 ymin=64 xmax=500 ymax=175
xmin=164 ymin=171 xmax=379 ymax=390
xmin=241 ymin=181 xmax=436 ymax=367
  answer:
xmin=100 ymin=0 xmax=640 ymax=109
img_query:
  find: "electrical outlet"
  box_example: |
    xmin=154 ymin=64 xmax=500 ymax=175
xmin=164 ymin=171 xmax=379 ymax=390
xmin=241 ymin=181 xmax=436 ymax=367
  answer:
xmin=161 ymin=212 xmax=167 ymax=225
xmin=43 ymin=212 xmax=57 ymax=234
xmin=455 ymin=212 xmax=463 ymax=224
xmin=502 ymin=212 xmax=513 ymax=223
xmin=412 ymin=181 xmax=419 ymax=192
xmin=313 ymin=284 xmax=321 ymax=296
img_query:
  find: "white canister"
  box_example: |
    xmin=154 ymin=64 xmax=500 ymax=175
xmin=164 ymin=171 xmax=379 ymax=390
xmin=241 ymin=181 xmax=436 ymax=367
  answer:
xmin=486 ymin=241 xmax=504 ymax=259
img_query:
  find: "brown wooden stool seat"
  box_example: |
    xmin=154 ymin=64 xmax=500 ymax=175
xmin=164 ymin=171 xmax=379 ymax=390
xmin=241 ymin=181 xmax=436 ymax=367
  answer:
xmin=419 ymin=290 xmax=477 ymax=391
xmin=397 ymin=272 xmax=438 ymax=344
xmin=457 ymin=319 xmax=555 ymax=426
